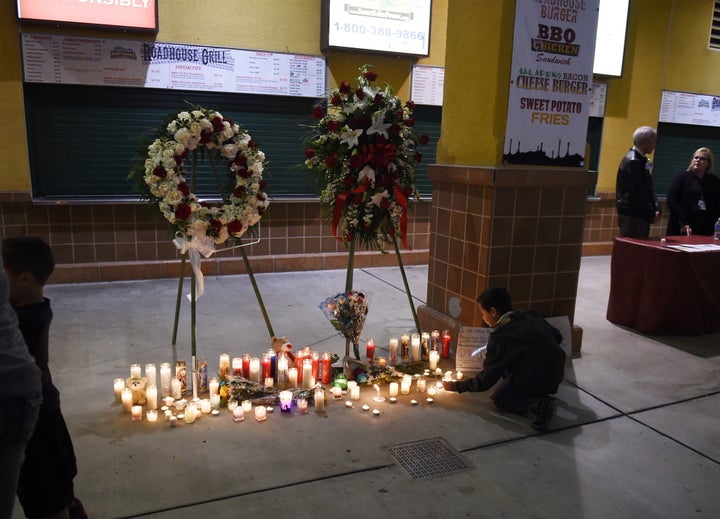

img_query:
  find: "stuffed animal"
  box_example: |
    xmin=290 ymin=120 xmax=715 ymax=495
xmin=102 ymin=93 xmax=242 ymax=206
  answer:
xmin=126 ymin=377 xmax=147 ymax=405
xmin=271 ymin=335 xmax=295 ymax=362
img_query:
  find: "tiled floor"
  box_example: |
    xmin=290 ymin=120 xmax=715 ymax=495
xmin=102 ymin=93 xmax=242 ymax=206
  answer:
xmin=11 ymin=256 xmax=720 ymax=518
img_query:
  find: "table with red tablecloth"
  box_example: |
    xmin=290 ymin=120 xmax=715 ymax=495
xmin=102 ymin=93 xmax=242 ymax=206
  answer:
xmin=606 ymin=236 xmax=720 ymax=335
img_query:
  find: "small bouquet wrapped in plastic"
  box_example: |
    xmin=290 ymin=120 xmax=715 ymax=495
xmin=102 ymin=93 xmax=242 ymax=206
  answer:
xmin=319 ymin=290 xmax=371 ymax=360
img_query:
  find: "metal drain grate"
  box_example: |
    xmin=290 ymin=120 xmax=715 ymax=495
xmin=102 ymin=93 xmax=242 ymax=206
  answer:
xmin=385 ymin=437 xmax=473 ymax=480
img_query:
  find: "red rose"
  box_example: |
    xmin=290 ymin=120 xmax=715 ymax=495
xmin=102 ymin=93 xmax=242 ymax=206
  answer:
xmin=199 ymin=130 xmax=212 ymax=144
xmin=349 ymin=153 xmax=366 ymax=169
xmin=325 ymin=155 xmax=337 ymax=167
xmin=330 ymin=93 xmax=343 ymax=106
xmin=257 ymin=193 xmax=267 ymax=201
xmin=327 ymin=120 xmax=340 ymax=132
xmin=352 ymin=195 xmax=363 ymax=206
xmin=343 ymin=175 xmax=355 ymax=187
xmin=414 ymin=152 xmax=422 ymax=163
xmin=227 ymin=220 xmax=244 ymax=235
xmin=174 ymin=203 xmax=192 ymax=220
xmin=373 ymin=94 xmax=383 ymax=106
xmin=209 ymin=218 xmax=222 ymax=235
xmin=312 ymin=106 xmax=324 ymax=120
xmin=339 ymin=81 xmax=352 ymax=94
xmin=404 ymin=118 xmax=415 ymax=127
xmin=259 ymin=180 xmax=267 ymax=190
xmin=364 ymin=70 xmax=378 ymax=82
xmin=153 ymin=165 xmax=167 ymax=178
xmin=355 ymin=88 xmax=365 ymax=100
xmin=419 ymin=134 xmax=430 ymax=145
xmin=380 ymin=199 xmax=391 ymax=209
xmin=305 ymin=148 xmax=315 ymax=159
xmin=211 ymin=117 xmax=224 ymax=133
xmin=406 ymin=100 xmax=416 ymax=110
xmin=388 ymin=124 xmax=401 ymax=136
xmin=248 ymin=140 xmax=257 ymax=150
xmin=233 ymin=186 xmax=247 ymax=198
xmin=177 ymin=181 xmax=190 ymax=196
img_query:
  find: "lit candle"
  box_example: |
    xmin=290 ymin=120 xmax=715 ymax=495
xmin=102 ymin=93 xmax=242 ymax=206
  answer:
xmin=297 ymin=398 xmax=308 ymax=414
xmin=232 ymin=406 xmax=244 ymax=422
xmin=130 ymin=364 xmax=141 ymax=379
xmin=435 ymin=367 xmax=443 ymax=376
xmin=254 ymin=406 xmax=267 ymax=421
xmin=311 ymin=352 xmax=320 ymax=385
xmin=441 ymin=330 xmax=451 ymax=359
xmin=175 ymin=361 xmax=187 ymax=392
xmin=242 ymin=353 xmax=251 ymax=378
xmin=242 ymin=400 xmax=253 ymax=413
xmin=113 ymin=378 xmax=125 ymax=402
xmin=426 ymin=397 xmax=434 ymax=404
xmin=219 ymin=354 xmax=230 ymax=379
xmin=350 ymin=386 xmax=360 ymax=401
xmin=330 ymin=386 xmax=342 ymax=400
xmin=377 ymin=356 xmax=387 ymax=367
xmin=372 ymin=409 xmax=380 ymax=416
xmin=361 ymin=404 xmax=370 ymax=411
xmin=401 ymin=375 xmax=412 ymax=394
xmin=411 ymin=333 xmax=421 ymax=362
xmin=431 ymin=330 xmax=441 ymax=351
xmin=314 ymin=389 xmax=325 ymax=412
xmin=389 ymin=382 xmax=399 ymax=397
xmin=429 ymin=350 xmax=440 ymax=370
xmin=209 ymin=377 xmax=219 ymax=397
xmin=146 ymin=409 xmax=158 ymax=422
xmin=249 ymin=357 xmax=261 ymax=383
xmin=279 ymin=390 xmax=293 ymax=412
xmin=427 ymin=386 xmax=437 ymax=396
xmin=400 ymin=335 xmax=410 ymax=363
xmin=261 ymin=353 xmax=272 ymax=381
xmin=145 ymin=363 xmax=156 ymax=388
xmin=232 ymin=357 xmax=243 ymax=376
xmin=185 ymin=404 xmax=197 ymax=423
xmin=210 ymin=394 xmax=221 ymax=409
xmin=372 ymin=384 xmax=385 ymax=402
xmin=121 ymin=387 xmax=133 ymax=412
xmin=345 ymin=400 xmax=353 ymax=408
xmin=146 ymin=385 xmax=158 ymax=410
xmin=200 ymin=399 xmax=212 ymax=414
xmin=131 ymin=405 xmax=142 ymax=421
xmin=416 ymin=377 xmax=427 ymax=393
xmin=169 ymin=415 xmax=177 ymax=427
xmin=421 ymin=332 xmax=430 ymax=361
xmin=160 ymin=363 xmax=172 ymax=397
xmin=389 ymin=338 xmax=398 ymax=364
xmin=302 ymin=358 xmax=314 ymax=389
xmin=264 ymin=377 xmax=274 ymax=388
xmin=288 ymin=367 xmax=298 ymax=388
xmin=227 ymin=400 xmax=238 ymax=412
xmin=320 ymin=352 xmax=332 ymax=384
xmin=410 ymin=399 xmax=418 ymax=406
xmin=164 ymin=409 xmax=173 ymax=421
xmin=171 ymin=377 xmax=182 ymax=399
xmin=347 ymin=380 xmax=358 ymax=391
xmin=174 ymin=398 xmax=186 ymax=410
xmin=366 ymin=338 xmax=376 ymax=362
xmin=389 ymin=397 xmax=397 ymax=403
xmin=276 ymin=354 xmax=288 ymax=388
xmin=444 ymin=371 xmax=454 ymax=381
xmin=456 ymin=371 xmax=464 ymax=380
xmin=163 ymin=396 xmax=174 ymax=407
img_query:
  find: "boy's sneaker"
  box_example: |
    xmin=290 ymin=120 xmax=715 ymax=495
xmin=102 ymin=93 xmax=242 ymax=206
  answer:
xmin=531 ymin=396 xmax=557 ymax=431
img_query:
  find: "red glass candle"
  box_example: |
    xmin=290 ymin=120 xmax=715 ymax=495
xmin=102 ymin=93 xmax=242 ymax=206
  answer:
xmin=261 ymin=353 xmax=272 ymax=381
xmin=241 ymin=353 xmax=251 ymax=379
xmin=366 ymin=338 xmax=376 ymax=362
xmin=232 ymin=357 xmax=243 ymax=376
xmin=295 ymin=350 xmax=305 ymax=384
xmin=321 ymin=352 xmax=332 ymax=384
xmin=311 ymin=352 xmax=320 ymax=385
xmin=441 ymin=330 xmax=451 ymax=359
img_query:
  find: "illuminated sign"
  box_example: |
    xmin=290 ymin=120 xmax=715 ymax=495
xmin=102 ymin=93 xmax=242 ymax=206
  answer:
xmin=17 ymin=0 xmax=158 ymax=33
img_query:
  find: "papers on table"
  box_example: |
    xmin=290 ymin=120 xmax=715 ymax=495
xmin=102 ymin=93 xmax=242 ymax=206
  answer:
xmin=666 ymin=243 xmax=720 ymax=252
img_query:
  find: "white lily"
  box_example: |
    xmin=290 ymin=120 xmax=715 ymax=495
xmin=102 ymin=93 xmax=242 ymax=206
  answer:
xmin=367 ymin=110 xmax=391 ymax=138
xmin=340 ymin=127 xmax=364 ymax=148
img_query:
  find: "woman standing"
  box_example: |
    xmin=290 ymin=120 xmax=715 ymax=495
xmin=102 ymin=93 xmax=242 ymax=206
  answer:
xmin=666 ymin=147 xmax=720 ymax=236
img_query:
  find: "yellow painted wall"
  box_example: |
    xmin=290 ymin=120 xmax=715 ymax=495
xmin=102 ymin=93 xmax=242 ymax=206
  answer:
xmin=0 ymin=0 xmax=447 ymax=192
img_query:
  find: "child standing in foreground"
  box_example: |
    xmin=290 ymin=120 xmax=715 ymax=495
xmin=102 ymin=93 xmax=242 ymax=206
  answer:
xmin=2 ymin=237 xmax=86 ymax=519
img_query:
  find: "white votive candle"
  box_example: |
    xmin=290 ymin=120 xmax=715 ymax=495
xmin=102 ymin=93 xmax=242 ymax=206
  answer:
xmin=456 ymin=371 xmax=464 ymax=380
xmin=131 ymin=405 xmax=142 ymax=421
xmin=429 ymin=350 xmax=440 ymax=370
xmin=411 ymin=333 xmax=421 ymax=361
xmin=210 ymin=394 xmax=221 ymax=409
xmin=232 ymin=407 xmax=245 ymax=421
xmin=113 ymin=378 xmax=125 ymax=402
xmin=249 ymin=357 xmax=261 ymax=383
xmin=242 ymin=400 xmax=253 ymax=413
xmin=209 ymin=377 xmax=219 ymax=397
xmin=416 ymin=377 xmax=427 ymax=392
xmin=264 ymin=377 xmax=274 ymax=388
xmin=146 ymin=385 xmax=158 ymax=410
xmin=145 ymin=363 xmax=156 ymax=388
xmin=389 ymin=337 xmax=399 ymax=363
xmin=350 ymin=386 xmax=360 ymax=401
xmin=121 ymin=387 xmax=133 ymax=413
xmin=130 ymin=364 xmax=141 ymax=379
xmin=184 ymin=405 xmax=196 ymax=424
xmin=427 ymin=386 xmax=437 ymax=396
xmin=146 ymin=409 xmax=158 ymax=422
xmin=200 ymin=399 xmax=212 ymax=414
xmin=314 ymin=389 xmax=325 ymax=412
xmin=400 ymin=375 xmax=412 ymax=394
xmin=160 ymin=363 xmax=172 ymax=397
xmin=171 ymin=377 xmax=182 ymax=399
xmin=254 ymin=406 xmax=267 ymax=421
xmin=288 ymin=367 xmax=298 ymax=387
xmin=302 ymin=358 xmax=314 ymax=389
xmin=389 ymin=382 xmax=399 ymax=397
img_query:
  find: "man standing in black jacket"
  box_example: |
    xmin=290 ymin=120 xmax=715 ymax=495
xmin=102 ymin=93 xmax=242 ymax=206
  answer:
xmin=616 ymin=125 xmax=660 ymax=238
xmin=442 ymin=287 xmax=565 ymax=431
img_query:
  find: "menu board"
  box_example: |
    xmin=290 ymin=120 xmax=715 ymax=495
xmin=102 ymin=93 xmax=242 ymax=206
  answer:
xmin=659 ymin=90 xmax=720 ymax=127
xmin=410 ymin=65 xmax=444 ymax=106
xmin=21 ymin=33 xmax=326 ymax=98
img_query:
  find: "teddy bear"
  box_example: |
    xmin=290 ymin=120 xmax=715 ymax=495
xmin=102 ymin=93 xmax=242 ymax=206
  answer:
xmin=271 ymin=335 xmax=295 ymax=362
xmin=125 ymin=377 xmax=147 ymax=405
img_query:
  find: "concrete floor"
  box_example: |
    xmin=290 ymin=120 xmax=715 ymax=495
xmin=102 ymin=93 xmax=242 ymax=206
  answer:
xmin=12 ymin=255 xmax=720 ymax=518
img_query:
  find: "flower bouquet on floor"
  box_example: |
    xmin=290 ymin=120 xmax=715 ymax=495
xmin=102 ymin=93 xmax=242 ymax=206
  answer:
xmin=320 ymin=290 xmax=372 ymax=363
